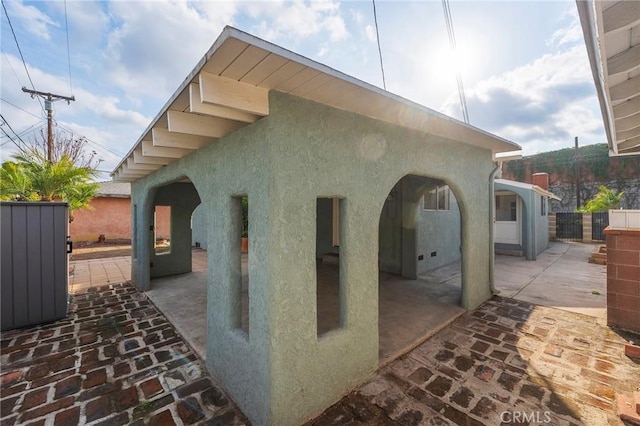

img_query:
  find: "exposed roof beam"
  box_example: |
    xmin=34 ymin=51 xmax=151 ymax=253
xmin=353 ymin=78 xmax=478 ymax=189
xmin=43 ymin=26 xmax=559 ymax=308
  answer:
xmin=615 ymin=114 xmax=640 ymax=132
xmin=603 ymin=1 xmax=640 ymax=33
xmin=167 ymin=110 xmax=245 ymax=138
xmin=617 ymin=135 xmax=640 ymax=151
xmin=126 ymin=158 xmax=163 ymax=171
xmin=610 ymin=75 xmax=640 ymax=101
xmin=152 ymin=128 xmax=213 ymax=150
xmin=612 ymin=96 xmax=640 ymax=118
xmin=142 ymin=140 xmax=194 ymax=159
xmin=189 ymin=83 xmax=258 ymax=123
xmin=617 ymin=126 xmax=640 ymax=141
xmin=607 ymin=44 xmax=640 ymax=76
xmin=199 ymin=72 xmax=269 ymax=116
xmin=133 ymin=149 xmax=172 ymax=165
xmin=116 ymin=169 xmax=148 ymax=179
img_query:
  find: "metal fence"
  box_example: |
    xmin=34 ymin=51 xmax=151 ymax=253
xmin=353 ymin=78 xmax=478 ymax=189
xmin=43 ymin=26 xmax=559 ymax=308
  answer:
xmin=591 ymin=212 xmax=609 ymax=241
xmin=556 ymin=212 xmax=583 ymax=241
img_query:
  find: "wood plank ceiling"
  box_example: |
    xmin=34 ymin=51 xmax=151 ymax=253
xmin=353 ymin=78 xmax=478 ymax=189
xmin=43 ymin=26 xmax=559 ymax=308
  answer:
xmin=112 ymin=27 xmax=521 ymax=182
xmin=578 ymin=1 xmax=640 ymax=156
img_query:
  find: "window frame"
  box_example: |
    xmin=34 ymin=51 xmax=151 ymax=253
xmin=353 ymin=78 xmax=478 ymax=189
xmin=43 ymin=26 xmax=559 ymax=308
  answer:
xmin=423 ymin=185 xmax=450 ymax=211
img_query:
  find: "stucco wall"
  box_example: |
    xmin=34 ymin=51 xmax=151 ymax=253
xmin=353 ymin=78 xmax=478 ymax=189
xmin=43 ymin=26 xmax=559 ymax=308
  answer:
xmin=191 ymin=204 xmax=207 ymax=249
xmin=416 ymin=191 xmax=462 ymax=273
xmin=534 ymin=195 xmax=550 ymax=256
xmin=130 ymin=91 xmax=496 ymax=426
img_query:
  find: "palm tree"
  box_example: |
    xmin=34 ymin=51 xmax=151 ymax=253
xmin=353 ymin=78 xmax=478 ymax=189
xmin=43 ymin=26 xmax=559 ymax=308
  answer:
xmin=0 ymin=161 xmax=37 ymax=201
xmin=577 ymin=185 xmax=624 ymax=213
xmin=1 ymin=151 xmax=99 ymax=220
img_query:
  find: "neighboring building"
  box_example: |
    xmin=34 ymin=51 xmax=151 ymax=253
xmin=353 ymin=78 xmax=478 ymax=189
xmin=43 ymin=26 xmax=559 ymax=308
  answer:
xmin=69 ymin=182 xmax=169 ymax=243
xmin=494 ymin=174 xmax=559 ymax=260
xmin=111 ymin=27 xmax=520 ymax=425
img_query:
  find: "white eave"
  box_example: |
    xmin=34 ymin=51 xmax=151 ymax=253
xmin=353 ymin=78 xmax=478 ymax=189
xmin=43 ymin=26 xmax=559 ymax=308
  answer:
xmin=495 ymin=179 xmax=561 ymax=201
xmin=577 ymin=0 xmax=640 ymax=156
xmin=111 ymin=26 xmax=521 ymax=182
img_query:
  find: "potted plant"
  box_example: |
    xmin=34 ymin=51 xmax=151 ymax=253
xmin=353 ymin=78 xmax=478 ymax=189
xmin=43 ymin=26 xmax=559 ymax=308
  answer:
xmin=241 ymin=196 xmax=248 ymax=253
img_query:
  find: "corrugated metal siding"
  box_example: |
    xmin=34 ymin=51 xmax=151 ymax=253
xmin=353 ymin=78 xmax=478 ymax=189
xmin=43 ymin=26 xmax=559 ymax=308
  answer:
xmin=1 ymin=202 xmax=69 ymax=331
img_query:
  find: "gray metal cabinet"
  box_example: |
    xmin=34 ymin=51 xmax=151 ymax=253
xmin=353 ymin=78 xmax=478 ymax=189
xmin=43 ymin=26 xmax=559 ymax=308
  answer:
xmin=1 ymin=202 xmax=69 ymax=331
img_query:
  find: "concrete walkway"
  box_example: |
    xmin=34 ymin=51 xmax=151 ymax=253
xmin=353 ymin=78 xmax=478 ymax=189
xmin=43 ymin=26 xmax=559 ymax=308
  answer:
xmin=494 ymin=241 xmax=607 ymax=321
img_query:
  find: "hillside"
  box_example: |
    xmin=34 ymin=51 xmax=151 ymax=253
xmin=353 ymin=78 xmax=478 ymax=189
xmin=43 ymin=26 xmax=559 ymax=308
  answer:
xmin=501 ymin=144 xmax=639 ymax=211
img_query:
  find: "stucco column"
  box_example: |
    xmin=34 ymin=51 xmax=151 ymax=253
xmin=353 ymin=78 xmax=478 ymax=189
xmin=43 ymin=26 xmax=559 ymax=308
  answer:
xmin=265 ymin=195 xmax=378 ymax=426
xmin=130 ymin=183 xmax=153 ymax=292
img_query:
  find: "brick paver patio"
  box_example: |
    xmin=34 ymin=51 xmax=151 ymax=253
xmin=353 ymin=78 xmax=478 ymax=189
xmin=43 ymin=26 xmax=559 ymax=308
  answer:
xmin=309 ymin=297 xmax=640 ymax=425
xmin=2 ymin=254 xmax=638 ymax=425
xmin=0 ymin=283 xmax=247 ymax=425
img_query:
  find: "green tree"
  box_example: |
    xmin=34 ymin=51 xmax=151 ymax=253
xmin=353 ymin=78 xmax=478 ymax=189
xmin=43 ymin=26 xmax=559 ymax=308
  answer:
xmin=576 ymin=185 xmax=624 ymax=213
xmin=0 ymin=150 xmax=99 ymax=221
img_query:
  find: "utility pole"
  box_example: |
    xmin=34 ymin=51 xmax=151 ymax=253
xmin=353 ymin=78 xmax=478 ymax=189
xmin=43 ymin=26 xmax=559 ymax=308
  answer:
xmin=574 ymin=136 xmax=580 ymax=210
xmin=21 ymin=87 xmax=75 ymax=162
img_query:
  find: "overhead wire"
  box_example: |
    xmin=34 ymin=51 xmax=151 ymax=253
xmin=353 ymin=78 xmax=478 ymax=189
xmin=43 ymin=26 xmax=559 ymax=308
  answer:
xmin=1 ymin=97 xmax=42 ymax=119
xmin=63 ymin=0 xmax=73 ymax=95
xmin=371 ymin=0 xmax=387 ymax=90
xmin=1 ymin=0 xmax=45 ymax=113
xmin=442 ymin=0 xmax=470 ymax=124
xmin=1 ymin=48 xmax=25 ymax=88
xmin=0 ymin=113 xmax=28 ymax=151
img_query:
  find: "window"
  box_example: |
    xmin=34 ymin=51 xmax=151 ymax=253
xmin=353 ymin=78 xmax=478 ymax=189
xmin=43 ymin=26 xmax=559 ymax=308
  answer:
xmin=496 ymin=194 xmax=517 ymax=221
xmin=424 ymin=185 xmax=450 ymax=211
xmin=541 ymin=196 xmax=546 ymax=216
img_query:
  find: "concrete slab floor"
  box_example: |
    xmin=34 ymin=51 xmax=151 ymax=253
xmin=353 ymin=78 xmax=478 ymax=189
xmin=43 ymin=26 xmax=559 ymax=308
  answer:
xmin=146 ymin=251 xmax=465 ymax=364
xmin=146 ymin=241 xmax=606 ymax=366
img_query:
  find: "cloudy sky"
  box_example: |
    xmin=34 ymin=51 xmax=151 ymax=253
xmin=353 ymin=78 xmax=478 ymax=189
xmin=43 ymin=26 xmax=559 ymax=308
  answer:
xmin=1 ymin=0 xmax=605 ymax=179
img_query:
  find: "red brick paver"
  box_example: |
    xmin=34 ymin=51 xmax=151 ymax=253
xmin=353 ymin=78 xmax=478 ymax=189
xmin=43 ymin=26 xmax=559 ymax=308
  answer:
xmin=309 ymin=297 xmax=640 ymax=425
xmin=0 ymin=283 xmax=247 ymax=425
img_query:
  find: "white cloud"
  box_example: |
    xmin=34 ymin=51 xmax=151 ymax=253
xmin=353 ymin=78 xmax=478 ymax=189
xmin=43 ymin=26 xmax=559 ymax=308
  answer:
xmin=547 ymin=6 xmax=583 ymax=48
xmin=441 ymin=43 xmax=604 ymax=154
xmin=5 ymin=0 xmax=59 ymax=40
xmin=248 ymin=0 xmax=349 ymax=44
xmin=102 ymin=1 xmax=232 ymax=98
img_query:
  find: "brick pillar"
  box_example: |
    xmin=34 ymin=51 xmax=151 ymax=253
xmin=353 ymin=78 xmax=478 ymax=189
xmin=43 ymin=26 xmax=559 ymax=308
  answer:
xmin=548 ymin=214 xmax=556 ymax=241
xmin=604 ymin=228 xmax=640 ymax=333
xmin=532 ymin=172 xmax=549 ymax=190
xmin=582 ymin=213 xmax=592 ymax=243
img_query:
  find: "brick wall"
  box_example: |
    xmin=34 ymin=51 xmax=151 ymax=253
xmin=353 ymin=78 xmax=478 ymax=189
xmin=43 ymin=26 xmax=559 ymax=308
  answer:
xmin=604 ymin=228 xmax=640 ymax=333
xmin=70 ymin=197 xmax=171 ymax=243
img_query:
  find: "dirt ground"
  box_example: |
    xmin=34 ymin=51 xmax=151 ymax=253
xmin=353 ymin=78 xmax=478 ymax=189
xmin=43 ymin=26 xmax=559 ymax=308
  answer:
xmin=70 ymin=240 xmax=132 ymax=261
xmin=70 ymin=240 xmax=170 ymax=261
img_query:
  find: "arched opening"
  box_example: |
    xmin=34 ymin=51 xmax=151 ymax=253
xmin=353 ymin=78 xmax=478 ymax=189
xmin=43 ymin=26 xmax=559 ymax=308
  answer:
xmin=378 ymin=174 xmax=465 ymax=363
xmin=141 ymin=179 xmax=209 ymax=358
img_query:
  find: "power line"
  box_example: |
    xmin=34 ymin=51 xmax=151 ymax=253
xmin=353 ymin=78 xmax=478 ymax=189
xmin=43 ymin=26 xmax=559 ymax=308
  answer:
xmin=1 ymin=0 xmax=44 ymax=113
xmin=1 ymin=48 xmax=24 ymax=88
xmin=55 ymin=122 xmax=125 ymax=159
xmin=442 ymin=0 xmax=469 ymax=124
xmin=0 ymin=113 xmax=28 ymax=151
xmin=371 ymin=0 xmax=386 ymax=90
xmin=1 ymin=97 xmax=42 ymax=119
xmin=63 ymin=0 xmax=73 ymax=95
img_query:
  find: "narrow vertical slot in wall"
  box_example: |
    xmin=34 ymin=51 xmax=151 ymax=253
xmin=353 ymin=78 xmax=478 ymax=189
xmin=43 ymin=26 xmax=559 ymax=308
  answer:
xmin=317 ymin=197 xmax=343 ymax=337
xmin=232 ymin=196 xmax=250 ymax=335
xmin=154 ymin=205 xmax=171 ymax=254
xmin=132 ymin=204 xmax=137 ymax=260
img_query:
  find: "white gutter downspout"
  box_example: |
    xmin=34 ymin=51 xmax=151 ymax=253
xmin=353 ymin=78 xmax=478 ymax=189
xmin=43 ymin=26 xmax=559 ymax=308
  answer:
xmin=489 ymin=161 xmax=502 ymax=295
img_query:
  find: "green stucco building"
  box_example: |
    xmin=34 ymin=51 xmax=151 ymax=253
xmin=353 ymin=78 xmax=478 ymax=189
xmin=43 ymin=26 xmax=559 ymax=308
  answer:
xmin=113 ymin=27 xmax=520 ymax=425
